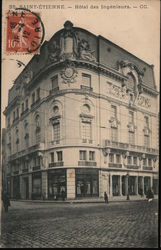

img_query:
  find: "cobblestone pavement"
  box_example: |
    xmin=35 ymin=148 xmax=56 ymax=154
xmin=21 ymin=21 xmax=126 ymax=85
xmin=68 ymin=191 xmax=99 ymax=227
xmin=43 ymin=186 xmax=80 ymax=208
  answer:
xmin=1 ymin=200 xmax=158 ymax=248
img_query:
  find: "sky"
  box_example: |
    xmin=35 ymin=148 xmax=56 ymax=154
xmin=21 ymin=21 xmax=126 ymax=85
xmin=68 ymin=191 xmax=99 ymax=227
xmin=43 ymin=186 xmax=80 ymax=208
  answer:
xmin=1 ymin=0 xmax=160 ymax=128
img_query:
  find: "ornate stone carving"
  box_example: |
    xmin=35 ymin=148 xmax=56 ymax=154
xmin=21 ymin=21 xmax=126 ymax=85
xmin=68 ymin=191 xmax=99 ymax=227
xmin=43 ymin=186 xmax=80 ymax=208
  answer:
xmin=127 ymin=123 xmax=136 ymax=133
xmin=78 ymin=39 xmax=96 ymax=62
xmin=109 ymin=117 xmax=120 ymax=128
xmin=22 ymin=67 xmax=33 ymax=85
xmin=143 ymin=127 xmax=150 ymax=136
xmin=136 ymin=95 xmax=151 ymax=108
xmin=60 ymin=61 xmax=78 ymax=84
xmin=48 ymin=41 xmax=60 ymax=62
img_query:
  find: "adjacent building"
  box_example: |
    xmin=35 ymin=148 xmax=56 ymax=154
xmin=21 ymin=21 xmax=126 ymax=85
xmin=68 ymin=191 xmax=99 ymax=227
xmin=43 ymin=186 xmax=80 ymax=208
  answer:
xmin=3 ymin=21 xmax=159 ymax=200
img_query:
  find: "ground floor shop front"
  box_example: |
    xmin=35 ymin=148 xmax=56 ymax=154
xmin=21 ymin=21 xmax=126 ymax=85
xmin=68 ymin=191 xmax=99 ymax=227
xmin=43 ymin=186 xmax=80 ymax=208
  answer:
xmin=7 ymin=168 xmax=158 ymax=200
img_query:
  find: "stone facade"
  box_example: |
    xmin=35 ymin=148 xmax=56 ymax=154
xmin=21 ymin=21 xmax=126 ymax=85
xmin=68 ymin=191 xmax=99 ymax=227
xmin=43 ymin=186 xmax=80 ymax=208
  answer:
xmin=3 ymin=21 xmax=159 ymax=200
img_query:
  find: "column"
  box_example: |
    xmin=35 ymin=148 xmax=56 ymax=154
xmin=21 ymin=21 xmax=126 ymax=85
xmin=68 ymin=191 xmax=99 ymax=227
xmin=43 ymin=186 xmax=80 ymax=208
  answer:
xmin=41 ymin=171 xmax=48 ymax=199
xmin=125 ymin=175 xmax=128 ymax=196
xmin=28 ymin=174 xmax=32 ymax=199
xmin=120 ymin=175 xmax=122 ymax=196
xmin=135 ymin=176 xmax=138 ymax=195
xmin=109 ymin=174 xmax=112 ymax=197
xmin=67 ymin=169 xmax=75 ymax=199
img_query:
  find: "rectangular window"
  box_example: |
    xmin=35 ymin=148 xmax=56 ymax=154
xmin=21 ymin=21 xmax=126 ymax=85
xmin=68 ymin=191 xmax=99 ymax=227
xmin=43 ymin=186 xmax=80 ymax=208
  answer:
xmin=144 ymin=135 xmax=150 ymax=147
xmin=82 ymin=73 xmax=91 ymax=88
xmin=8 ymin=117 xmax=10 ymax=127
xmin=26 ymin=99 xmax=28 ymax=110
xmin=109 ymin=153 xmax=114 ymax=163
xmin=89 ymin=151 xmax=95 ymax=161
xmin=111 ymin=105 xmax=117 ymax=119
xmin=22 ymin=103 xmax=24 ymax=113
xmin=127 ymin=156 xmax=132 ymax=165
xmin=82 ymin=121 xmax=92 ymax=140
xmin=13 ymin=111 xmax=15 ymax=121
xmin=143 ymin=158 xmax=147 ymax=166
xmin=133 ymin=157 xmax=137 ymax=165
xmin=16 ymin=108 xmax=19 ymax=118
xmin=129 ymin=111 xmax=134 ymax=123
xmin=32 ymin=92 xmax=35 ymax=104
xmin=57 ymin=151 xmax=62 ymax=162
xmin=148 ymin=158 xmax=152 ymax=167
xmin=36 ymin=88 xmax=40 ymax=100
xmin=51 ymin=75 xmax=58 ymax=89
xmin=50 ymin=153 xmax=54 ymax=163
xmin=144 ymin=116 xmax=149 ymax=128
xmin=111 ymin=127 xmax=118 ymax=142
xmin=129 ymin=132 xmax=135 ymax=145
xmin=53 ymin=122 xmax=60 ymax=141
xmin=80 ymin=150 xmax=87 ymax=161
xmin=116 ymin=154 xmax=120 ymax=163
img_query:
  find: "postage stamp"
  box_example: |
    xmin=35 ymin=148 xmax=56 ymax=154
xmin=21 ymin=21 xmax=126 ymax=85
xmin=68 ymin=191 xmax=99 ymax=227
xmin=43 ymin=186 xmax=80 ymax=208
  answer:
xmin=6 ymin=8 xmax=44 ymax=53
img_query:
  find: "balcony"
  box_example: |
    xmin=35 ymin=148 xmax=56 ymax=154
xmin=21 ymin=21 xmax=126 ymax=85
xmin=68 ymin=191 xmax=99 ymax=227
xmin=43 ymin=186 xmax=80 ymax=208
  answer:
xmin=80 ymin=85 xmax=93 ymax=92
xmin=49 ymin=162 xmax=64 ymax=168
xmin=33 ymin=165 xmax=41 ymax=171
xmin=22 ymin=168 xmax=29 ymax=173
xmin=13 ymin=170 xmax=19 ymax=175
xmin=49 ymin=87 xmax=59 ymax=95
xmin=78 ymin=161 xmax=97 ymax=166
xmin=31 ymin=98 xmax=41 ymax=108
xmin=104 ymin=140 xmax=159 ymax=155
xmin=108 ymin=163 xmax=122 ymax=168
xmin=21 ymin=108 xmax=29 ymax=116
xmin=126 ymin=165 xmax=139 ymax=170
xmin=82 ymin=139 xmax=93 ymax=144
xmin=143 ymin=166 xmax=153 ymax=171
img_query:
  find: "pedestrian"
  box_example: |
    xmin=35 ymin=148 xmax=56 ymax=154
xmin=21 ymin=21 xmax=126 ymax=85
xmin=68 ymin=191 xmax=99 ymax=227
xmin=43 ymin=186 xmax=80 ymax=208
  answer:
xmin=104 ymin=192 xmax=108 ymax=203
xmin=146 ymin=188 xmax=154 ymax=202
xmin=2 ymin=191 xmax=11 ymax=212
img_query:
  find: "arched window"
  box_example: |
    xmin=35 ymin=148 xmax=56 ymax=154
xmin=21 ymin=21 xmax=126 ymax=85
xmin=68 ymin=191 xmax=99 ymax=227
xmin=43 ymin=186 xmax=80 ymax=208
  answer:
xmin=81 ymin=104 xmax=93 ymax=143
xmin=127 ymin=72 xmax=136 ymax=92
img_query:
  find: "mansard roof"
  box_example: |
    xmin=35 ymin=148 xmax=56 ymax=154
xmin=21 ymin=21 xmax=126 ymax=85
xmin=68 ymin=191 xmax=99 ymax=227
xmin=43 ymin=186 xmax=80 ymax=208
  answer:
xmin=7 ymin=20 xmax=157 ymax=106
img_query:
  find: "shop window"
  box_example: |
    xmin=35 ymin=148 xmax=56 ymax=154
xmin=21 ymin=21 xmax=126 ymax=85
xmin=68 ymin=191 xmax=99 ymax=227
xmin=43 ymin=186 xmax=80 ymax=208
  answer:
xmin=48 ymin=169 xmax=66 ymax=200
xmin=80 ymin=150 xmax=87 ymax=161
xmin=89 ymin=151 xmax=95 ymax=161
xmin=112 ymin=176 xmax=120 ymax=196
xmin=57 ymin=151 xmax=62 ymax=162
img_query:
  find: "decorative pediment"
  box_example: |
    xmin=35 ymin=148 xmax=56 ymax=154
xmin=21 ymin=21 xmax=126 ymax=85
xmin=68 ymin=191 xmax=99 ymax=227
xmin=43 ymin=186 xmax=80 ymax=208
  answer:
xmin=109 ymin=117 xmax=120 ymax=128
xmin=47 ymin=21 xmax=96 ymax=63
xmin=143 ymin=127 xmax=150 ymax=136
xmin=127 ymin=123 xmax=136 ymax=133
xmin=117 ymin=60 xmax=144 ymax=79
xmin=50 ymin=115 xmax=61 ymax=125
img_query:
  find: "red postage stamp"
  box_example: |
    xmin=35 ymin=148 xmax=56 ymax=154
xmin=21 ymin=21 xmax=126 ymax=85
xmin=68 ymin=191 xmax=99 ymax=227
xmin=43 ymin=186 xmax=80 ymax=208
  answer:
xmin=6 ymin=8 xmax=44 ymax=53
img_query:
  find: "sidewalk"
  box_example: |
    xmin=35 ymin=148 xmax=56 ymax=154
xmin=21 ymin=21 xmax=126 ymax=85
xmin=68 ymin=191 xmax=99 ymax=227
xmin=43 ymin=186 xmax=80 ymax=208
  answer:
xmin=11 ymin=195 xmax=158 ymax=204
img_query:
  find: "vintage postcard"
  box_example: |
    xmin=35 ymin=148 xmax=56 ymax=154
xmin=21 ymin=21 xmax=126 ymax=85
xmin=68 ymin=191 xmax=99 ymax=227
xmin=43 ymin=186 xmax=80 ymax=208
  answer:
xmin=1 ymin=0 xmax=160 ymax=248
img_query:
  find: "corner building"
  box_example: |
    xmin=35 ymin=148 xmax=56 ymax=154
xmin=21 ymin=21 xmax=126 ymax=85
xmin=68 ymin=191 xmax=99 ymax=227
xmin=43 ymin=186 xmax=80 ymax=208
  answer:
xmin=4 ymin=21 xmax=159 ymax=200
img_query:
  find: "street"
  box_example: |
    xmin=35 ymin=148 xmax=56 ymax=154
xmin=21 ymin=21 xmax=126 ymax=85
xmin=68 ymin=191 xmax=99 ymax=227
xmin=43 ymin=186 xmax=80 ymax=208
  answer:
xmin=1 ymin=200 xmax=158 ymax=248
